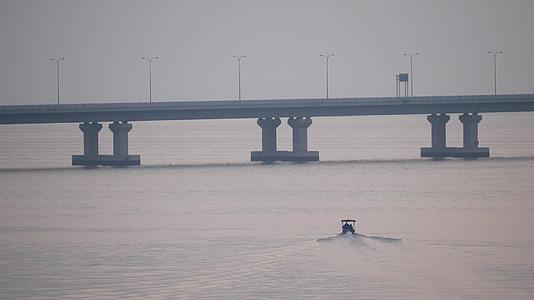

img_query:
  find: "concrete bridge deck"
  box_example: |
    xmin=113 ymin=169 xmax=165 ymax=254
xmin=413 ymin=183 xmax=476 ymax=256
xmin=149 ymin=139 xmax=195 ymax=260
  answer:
xmin=1 ymin=94 xmax=534 ymax=124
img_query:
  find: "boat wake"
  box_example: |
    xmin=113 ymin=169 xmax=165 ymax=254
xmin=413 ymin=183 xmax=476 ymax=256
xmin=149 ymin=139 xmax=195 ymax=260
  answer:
xmin=317 ymin=232 xmax=401 ymax=243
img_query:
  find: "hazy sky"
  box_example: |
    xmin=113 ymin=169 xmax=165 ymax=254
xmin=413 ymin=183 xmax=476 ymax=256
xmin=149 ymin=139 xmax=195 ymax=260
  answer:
xmin=0 ymin=0 xmax=533 ymax=105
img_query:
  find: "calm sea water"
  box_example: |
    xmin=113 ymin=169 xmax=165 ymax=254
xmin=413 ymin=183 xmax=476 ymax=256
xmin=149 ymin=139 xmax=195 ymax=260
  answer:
xmin=1 ymin=113 xmax=534 ymax=299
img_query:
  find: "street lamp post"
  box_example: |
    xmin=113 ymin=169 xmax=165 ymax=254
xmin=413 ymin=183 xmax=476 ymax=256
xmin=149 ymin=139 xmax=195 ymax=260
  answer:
xmin=488 ymin=51 xmax=503 ymax=95
xmin=141 ymin=56 xmax=159 ymax=102
xmin=403 ymin=52 xmax=419 ymax=96
xmin=50 ymin=57 xmax=65 ymax=104
xmin=232 ymin=55 xmax=246 ymax=100
xmin=320 ymin=53 xmax=335 ymax=99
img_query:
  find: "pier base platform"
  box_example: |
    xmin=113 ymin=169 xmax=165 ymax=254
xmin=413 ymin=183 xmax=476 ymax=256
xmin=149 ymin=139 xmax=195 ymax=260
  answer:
xmin=420 ymin=147 xmax=489 ymax=158
xmin=251 ymin=151 xmax=319 ymax=162
xmin=72 ymin=155 xmax=141 ymax=166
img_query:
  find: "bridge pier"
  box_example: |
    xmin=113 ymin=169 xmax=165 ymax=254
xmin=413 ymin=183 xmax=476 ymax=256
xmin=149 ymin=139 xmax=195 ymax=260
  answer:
xmin=421 ymin=113 xmax=489 ymax=158
xmin=72 ymin=122 xmax=102 ymax=165
xmin=108 ymin=121 xmax=140 ymax=165
xmin=80 ymin=122 xmax=102 ymax=156
xmin=259 ymin=117 xmax=281 ymax=153
xmin=72 ymin=121 xmax=140 ymax=166
xmin=251 ymin=117 xmax=281 ymax=161
xmin=251 ymin=117 xmax=319 ymax=162
xmin=287 ymin=117 xmax=319 ymax=161
xmin=421 ymin=113 xmax=451 ymax=158
xmin=429 ymin=113 xmax=450 ymax=150
xmin=110 ymin=122 xmax=131 ymax=157
xmin=459 ymin=113 xmax=489 ymax=157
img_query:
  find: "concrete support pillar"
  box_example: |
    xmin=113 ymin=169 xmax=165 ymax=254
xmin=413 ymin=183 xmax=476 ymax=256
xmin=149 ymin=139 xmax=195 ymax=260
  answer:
xmin=73 ymin=121 xmax=140 ymax=166
xmin=257 ymin=117 xmax=281 ymax=153
xmin=79 ymin=122 xmax=102 ymax=156
xmin=421 ymin=113 xmax=488 ymax=158
xmin=459 ymin=113 xmax=482 ymax=150
xmin=109 ymin=121 xmax=132 ymax=157
xmin=251 ymin=117 xmax=318 ymax=162
xmin=427 ymin=113 xmax=450 ymax=150
xmin=288 ymin=117 xmax=312 ymax=152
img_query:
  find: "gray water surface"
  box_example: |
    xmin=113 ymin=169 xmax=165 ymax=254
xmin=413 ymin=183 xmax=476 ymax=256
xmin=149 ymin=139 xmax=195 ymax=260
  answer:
xmin=1 ymin=114 xmax=534 ymax=299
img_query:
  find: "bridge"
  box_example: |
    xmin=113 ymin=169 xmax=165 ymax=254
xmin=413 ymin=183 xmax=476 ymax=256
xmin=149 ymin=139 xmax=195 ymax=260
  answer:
xmin=1 ymin=94 xmax=533 ymax=165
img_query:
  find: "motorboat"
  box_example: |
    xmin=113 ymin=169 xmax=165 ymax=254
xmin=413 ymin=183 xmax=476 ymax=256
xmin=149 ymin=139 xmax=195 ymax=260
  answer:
xmin=317 ymin=219 xmax=401 ymax=242
xmin=341 ymin=219 xmax=356 ymax=234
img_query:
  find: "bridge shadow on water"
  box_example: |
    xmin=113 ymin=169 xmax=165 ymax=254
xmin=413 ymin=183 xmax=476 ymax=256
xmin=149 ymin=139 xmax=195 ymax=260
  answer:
xmin=1 ymin=156 xmax=534 ymax=173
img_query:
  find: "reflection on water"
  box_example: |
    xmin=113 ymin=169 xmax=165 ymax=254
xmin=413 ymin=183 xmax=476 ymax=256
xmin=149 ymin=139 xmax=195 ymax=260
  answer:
xmin=1 ymin=115 xmax=534 ymax=299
